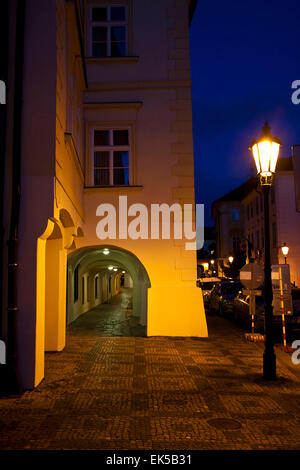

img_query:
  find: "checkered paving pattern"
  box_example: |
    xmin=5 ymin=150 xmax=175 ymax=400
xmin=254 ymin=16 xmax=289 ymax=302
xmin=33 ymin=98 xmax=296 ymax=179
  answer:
xmin=0 ymin=311 xmax=300 ymax=449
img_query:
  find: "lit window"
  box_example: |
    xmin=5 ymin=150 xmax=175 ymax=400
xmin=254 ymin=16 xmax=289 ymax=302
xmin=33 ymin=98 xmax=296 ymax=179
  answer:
xmin=90 ymin=5 xmax=127 ymax=57
xmin=92 ymin=128 xmax=130 ymax=186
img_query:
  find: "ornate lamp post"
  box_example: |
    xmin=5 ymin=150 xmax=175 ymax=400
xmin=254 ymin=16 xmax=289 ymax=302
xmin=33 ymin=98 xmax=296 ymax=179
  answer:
xmin=249 ymin=121 xmax=281 ymax=380
xmin=281 ymin=243 xmax=289 ymax=264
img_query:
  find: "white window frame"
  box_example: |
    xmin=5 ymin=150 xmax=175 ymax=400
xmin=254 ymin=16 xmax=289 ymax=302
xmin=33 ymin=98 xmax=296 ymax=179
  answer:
xmin=91 ymin=126 xmax=131 ymax=186
xmin=90 ymin=4 xmax=128 ymax=57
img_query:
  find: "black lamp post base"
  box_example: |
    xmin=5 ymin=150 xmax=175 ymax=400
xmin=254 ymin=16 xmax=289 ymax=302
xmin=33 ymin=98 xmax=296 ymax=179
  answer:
xmin=263 ymin=351 xmax=277 ymax=380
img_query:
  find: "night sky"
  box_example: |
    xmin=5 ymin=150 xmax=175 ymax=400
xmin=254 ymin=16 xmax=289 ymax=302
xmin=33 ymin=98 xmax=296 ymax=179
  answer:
xmin=190 ymin=0 xmax=300 ymax=226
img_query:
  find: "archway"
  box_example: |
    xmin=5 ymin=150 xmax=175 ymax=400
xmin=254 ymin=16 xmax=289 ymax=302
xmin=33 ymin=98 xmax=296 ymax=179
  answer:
xmin=36 ymin=218 xmax=67 ymax=354
xmin=66 ymin=245 xmax=151 ymax=336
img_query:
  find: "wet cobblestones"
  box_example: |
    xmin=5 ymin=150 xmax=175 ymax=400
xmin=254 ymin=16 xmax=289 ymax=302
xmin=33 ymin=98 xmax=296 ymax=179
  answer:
xmin=0 ymin=306 xmax=300 ymax=450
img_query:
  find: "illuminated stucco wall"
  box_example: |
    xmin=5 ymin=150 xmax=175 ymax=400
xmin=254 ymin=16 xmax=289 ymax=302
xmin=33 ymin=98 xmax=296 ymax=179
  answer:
xmin=81 ymin=0 xmax=207 ymax=337
xmin=8 ymin=0 xmax=207 ymax=390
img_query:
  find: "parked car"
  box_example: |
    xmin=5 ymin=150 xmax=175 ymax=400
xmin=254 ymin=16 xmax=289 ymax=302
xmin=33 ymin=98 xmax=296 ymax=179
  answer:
xmin=197 ymin=277 xmax=221 ymax=306
xmin=209 ymin=280 xmax=244 ymax=316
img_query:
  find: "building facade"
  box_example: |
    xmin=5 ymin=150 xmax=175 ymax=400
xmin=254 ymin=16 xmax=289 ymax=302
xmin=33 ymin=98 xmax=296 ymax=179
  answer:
xmin=2 ymin=0 xmax=207 ymax=391
xmin=242 ymin=155 xmax=300 ymax=287
xmin=211 ymin=178 xmax=257 ymax=275
xmin=213 ymin=155 xmax=300 ymax=286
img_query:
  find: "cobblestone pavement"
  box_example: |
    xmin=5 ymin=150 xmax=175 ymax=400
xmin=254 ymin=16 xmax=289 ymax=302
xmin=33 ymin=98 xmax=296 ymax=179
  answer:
xmin=68 ymin=289 xmax=146 ymax=337
xmin=0 ymin=305 xmax=300 ymax=450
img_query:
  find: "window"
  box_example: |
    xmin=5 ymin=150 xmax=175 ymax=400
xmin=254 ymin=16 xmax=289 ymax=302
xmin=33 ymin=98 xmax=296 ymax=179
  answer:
xmin=261 ymin=228 xmax=264 ymax=248
xmin=82 ymin=277 xmax=85 ymax=304
xmin=255 ymin=199 xmax=259 ymax=216
xmin=90 ymin=5 xmax=127 ymax=57
xmin=95 ymin=276 xmax=98 ymax=298
xmin=231 ymin=208 xmax=240 ymax=221
xmin=74 ymin=265 xmax=79 ymax=302
xmin=87 ymin=276 xmax=91 ymax=302
xmin=256 ymin=230 xmax=260 ymax=249
xmin=92 ymin=128 xmax=130 ymax=185
xmin=250 ymin=202 xmax=253 ymax=218
xmin=247 ymin=204 xmax=250 ymax=221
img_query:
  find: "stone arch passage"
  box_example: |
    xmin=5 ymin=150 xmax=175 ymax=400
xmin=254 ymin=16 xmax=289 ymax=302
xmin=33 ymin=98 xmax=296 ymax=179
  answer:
xmin=66 ymin=245 xmax=151 ymax=335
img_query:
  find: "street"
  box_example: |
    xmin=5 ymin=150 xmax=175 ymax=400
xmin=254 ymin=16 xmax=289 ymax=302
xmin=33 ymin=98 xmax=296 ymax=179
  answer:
xmin=0 ymin=309 xmax=299 ymax=450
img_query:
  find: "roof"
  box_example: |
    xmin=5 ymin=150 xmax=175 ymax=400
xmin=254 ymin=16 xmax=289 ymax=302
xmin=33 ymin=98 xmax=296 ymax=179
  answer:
xmin=212 ymin=177 xmax=258 ymax=205
xmin=189 ymin=0 xmax=198 ymax=24
xmin=212 ymin=157 xmax=293 ymax=209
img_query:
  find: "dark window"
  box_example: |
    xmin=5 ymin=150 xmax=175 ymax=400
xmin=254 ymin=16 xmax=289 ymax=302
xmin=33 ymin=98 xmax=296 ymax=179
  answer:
xmin=256 ymin=230 xmax=260 ymax=249
xmin=231 ymin=208 xmax=240 ymax=221
xmin=74 ymin=265 xmax=79 ymax=302
xmin=111 ymin=6 xmax=126 ymax=21
xmin=94 ymin=130 xmax=109 ymax=145
xmin=261 ymin=228 xmax=264 ymax=248
xmin=113 ymin=129 xmax=129 ymax=145
xmin=247 ymin=204 xmax=250 ymax=221
xmin=91 ymin=6 xmax=127 ymax=58
xmin=250 ymin=203 xmax=253 ymax=218
xmin=82 ymin=277 xmax=85 ymax=304
xmin=92 ymin=7 xmax=107 ymax=22
xmin=95 ymin=276 xmax=98 ymax=298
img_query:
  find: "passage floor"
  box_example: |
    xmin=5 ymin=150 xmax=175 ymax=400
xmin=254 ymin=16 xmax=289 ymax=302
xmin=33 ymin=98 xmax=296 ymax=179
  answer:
xmin=0 ymin=311 xmax=299 ymax=449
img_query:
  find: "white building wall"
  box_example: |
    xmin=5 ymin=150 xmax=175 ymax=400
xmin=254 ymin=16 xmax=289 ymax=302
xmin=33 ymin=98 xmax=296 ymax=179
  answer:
xmin=275 ymin=172 xmax=300 ymax=287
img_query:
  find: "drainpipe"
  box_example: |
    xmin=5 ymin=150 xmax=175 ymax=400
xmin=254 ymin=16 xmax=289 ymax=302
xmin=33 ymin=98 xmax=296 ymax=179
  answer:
xmin=2 ymin=0 xmax=26 ymax=396
xmin=0 ymin=1 xmax=9 ymax=343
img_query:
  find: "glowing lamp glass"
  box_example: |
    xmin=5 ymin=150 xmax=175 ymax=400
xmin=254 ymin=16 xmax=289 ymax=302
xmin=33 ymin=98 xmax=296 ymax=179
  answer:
xmin=281 ymin=245 xmax=289 ymax=256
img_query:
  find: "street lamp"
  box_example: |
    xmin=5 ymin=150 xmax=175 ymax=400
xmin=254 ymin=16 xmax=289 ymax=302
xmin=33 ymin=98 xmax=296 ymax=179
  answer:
xmin=228 ymin=256 xmax=234 ymax=264
xmin=249 ymin=121 xmax=281 ymax=380
xmin=281 ymin=243 xmax=289 ymax=264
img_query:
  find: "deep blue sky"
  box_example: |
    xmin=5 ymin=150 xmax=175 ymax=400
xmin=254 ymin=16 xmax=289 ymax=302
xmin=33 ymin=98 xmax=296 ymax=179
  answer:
xmin=190 ymin=0 xmax=300 ymax=225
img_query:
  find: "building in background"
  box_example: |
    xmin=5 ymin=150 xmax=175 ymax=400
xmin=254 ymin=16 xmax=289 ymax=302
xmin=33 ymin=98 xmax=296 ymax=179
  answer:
xmin=212 ymin=154 xmax=300 ymax=286
xmin=212 ymin=178 xmax=256 ymax=276
xmin=2 ymin=0 xmax=207 ymax=391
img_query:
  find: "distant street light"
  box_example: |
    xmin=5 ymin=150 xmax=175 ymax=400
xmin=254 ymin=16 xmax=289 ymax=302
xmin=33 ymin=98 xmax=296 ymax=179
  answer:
xmin=249 ymin=121 xmax=281 ymax=380
xmin=210 ymin=259 xmax=215 ymax=265
xmin=228 ymin=256 xmax=234 ymax=264
xmin=281 ymin=243 xmax=289 ymax=264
